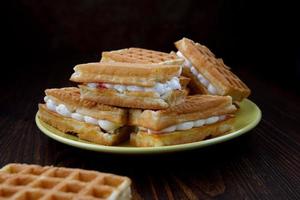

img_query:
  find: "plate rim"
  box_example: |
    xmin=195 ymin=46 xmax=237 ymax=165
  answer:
xmin=35 ymin=99 xmax=262 ymax=154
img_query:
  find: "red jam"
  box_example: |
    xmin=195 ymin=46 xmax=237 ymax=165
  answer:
xmin=97 ymin=83 xmax=107 ymax=89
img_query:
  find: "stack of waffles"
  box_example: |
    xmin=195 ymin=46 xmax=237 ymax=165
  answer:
xmin=38 ymin=37 xmax=251 ymax=147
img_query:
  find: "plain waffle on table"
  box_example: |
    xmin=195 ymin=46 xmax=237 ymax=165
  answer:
xmin=0 ymin=163 xmax=131 ymax=200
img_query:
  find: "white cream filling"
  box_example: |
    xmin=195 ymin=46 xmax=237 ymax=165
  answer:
xmin=145 ymin=115 xmax=227 ymax=134
xmin=176 ymin=51 xmax=218 ymax=95
xmin=44 ymin=97 xmax=121 ymax=133
xmin=71 ymin=113 xmax=84 ymax=121
xmin=86 ymin=76 xmax=181 ymax=96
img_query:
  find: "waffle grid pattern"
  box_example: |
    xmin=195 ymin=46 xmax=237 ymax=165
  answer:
xmin=109 ymin=48 xmax=181 ymax=64
xmin=195 ymin=43 xmax=249 ymax=92
xmin=0 ymin=164 xmax=128 ymax=200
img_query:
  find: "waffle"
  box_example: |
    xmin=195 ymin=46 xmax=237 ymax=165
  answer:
xmin=101 ymin=47 xmax=184 ymax=65
xmin=129 ymin=95 xmax=237 ymax=147
xmin=175 ymin=37 xmax=251 ymax=101
xmin=79 ymin=85 xmax=188 ymax=110
xmin=131 ymin=117 xmax=234 ymax=147
xmin=45 ymin=87 xmax=127 ymax=124
xmin=129 ymin=95 xmax=237 ymax=130
xmin=70 ymin=62 xmax=182 ymax=87
xmin=38 ymin=104 xmax=132 ymax=146
xmin=69 ymin=58 xmax=189 ymax=109
xmin=0 ymin=163 xmax=131 ymax=200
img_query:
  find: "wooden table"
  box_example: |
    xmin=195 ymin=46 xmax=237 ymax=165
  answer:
xmin=0 ymin=62 xmax=299 ymax=200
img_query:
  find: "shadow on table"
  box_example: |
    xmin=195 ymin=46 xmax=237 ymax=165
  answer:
xmin=44 ymin=132 xmax=255 ymax=175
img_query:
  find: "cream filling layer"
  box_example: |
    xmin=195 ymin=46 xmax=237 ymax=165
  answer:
xmin=176 ymin=51 xmax=218 ymax=95
xmin=142 ymin=115 xmax=227 ymax=134
xmin=44 ymin=96 xmax=121 ymax=133
xmin=86 ymin=77 xmax=181 ymax=96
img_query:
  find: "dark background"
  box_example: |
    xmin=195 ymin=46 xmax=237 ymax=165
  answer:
xmin=1 ymin=1 xmax=300 ymax=199
xmin=3 ymin=0 xmax=299 ymax=93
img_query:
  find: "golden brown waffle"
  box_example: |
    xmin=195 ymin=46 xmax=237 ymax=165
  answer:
xmin=70 ymin=62 xmax=181 ymax=87
xmin=0 ymin=163 xmax=131 ymax=200
xmin=79 ymin=85 xmax=188 ymax=110
xmin=45 ymin=87 xmax=127 ymax=124
xmin=129 ymin=95 xmax=237 ymax=130
xmin=38 ymin=104 xmax=131 ymax=146
xmin=175 ymin=38 xmax=251 ymax=101
xmin=131 ymin=117 xmax=234 ymax=147
xmin=101 ymin=47 xmax=184 ymax=65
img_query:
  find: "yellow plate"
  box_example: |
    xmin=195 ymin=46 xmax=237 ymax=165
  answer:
xmin=35 ymin=99 xmax=261 ymax=154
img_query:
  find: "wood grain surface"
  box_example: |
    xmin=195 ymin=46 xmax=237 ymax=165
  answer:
xmin=0 ymin=63 xmax=299 ymax=200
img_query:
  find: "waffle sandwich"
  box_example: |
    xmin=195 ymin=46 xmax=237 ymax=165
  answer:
xmin=175 ymin=37 xmax=251 ymax=101
xmin=129 ymin=95 xmax=237 ymax=147
xmin=101 ymin=47 xmax=184 ymax=65
xmin=0 ymin=163 xmax=131 ymax=200
xmin=38 ymin=87 xmax=131 ymax=146
xmin=70 ymin=62 xmax=189 ymax=110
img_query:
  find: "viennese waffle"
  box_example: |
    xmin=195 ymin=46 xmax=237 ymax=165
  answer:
xmin=129 ymin=95 xmax=237 ymax=147
xmin=70 ymin=62 xmax=189 ymax=110
xmin=175 ymin=37 xmax=251 ymax=101
xmin=38 ymin=87 xmax=131 ymax=146
xmin=0 ymin=163 xmax=131 ymax=200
